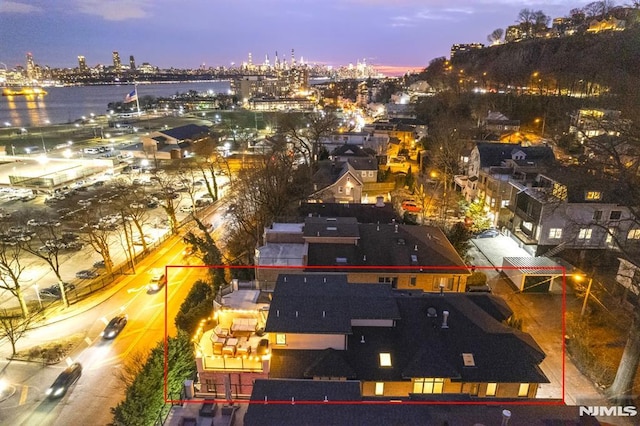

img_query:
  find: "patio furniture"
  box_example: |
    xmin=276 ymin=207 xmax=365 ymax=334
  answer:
xmin=212 ymin=336 xmax=226 ymax=355
xmin=214 ymin=325 xmax=231 ymax=338
xmin=231 ymin=318 xmax=258 ymax=334
xmin=236 ymin=337 xmax=251 ymax=357
xmin=222 ymin=337 xmax=238 ymax=356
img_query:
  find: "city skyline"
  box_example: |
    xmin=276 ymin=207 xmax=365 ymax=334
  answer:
xmin=1 ymin=0 xmax=593 ymax=75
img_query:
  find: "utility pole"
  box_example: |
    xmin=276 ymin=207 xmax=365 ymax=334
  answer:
xmin=580 ymin=277 xmax=594 ymax=318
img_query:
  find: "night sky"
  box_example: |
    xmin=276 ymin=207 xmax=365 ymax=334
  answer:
xmin=1 ymin=0 xmax=593 ymax=75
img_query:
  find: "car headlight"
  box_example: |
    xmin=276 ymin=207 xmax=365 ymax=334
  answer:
xmin=54 ymin=387 xmax=64 ymax=396
xmin=108 ymin=331 xmax=115 ymax=338
xmin=45 ymin=388 xmax=53 ymax=395
xmin=100 ymin=331 xmax=104 ymax=337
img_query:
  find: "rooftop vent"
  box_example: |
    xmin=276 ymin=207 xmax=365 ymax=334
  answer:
xmin=441 ymin=310 xmax=449 ymax=329
xmin=410 ymin=254 xmax=418 ymax=264
xmin=375 ymin=196 xmax=385 ymax=207
xmin=363 ymin=255 xmax=367 ymax=262
xmin=394 ymin=224 xmax=399 ymax=233
xmin=360 ymin=335 xmax=365 ymax=344
xmin=426 ymin=307 xmax=437 ymax=318
xmin=397 ymin=238 xmax=405 ymax=245
xmin=326 ymin=226 xmax=338 ymax=231
xmin=327 ymin=218 xmax=337 ymax=221
xmin=336 ymin=257 xmax=348 ymax=264
xmin=414 ymin=244 xmax=418 ymax=251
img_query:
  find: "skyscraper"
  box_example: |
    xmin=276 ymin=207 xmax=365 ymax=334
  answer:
xmin=112 ymin=51 xmax=122 ymax=72
xmin=26 ymin=52 xmax=36 ymax=80
xmin=129 ymin=55 xmax=136 ymax=71
xmin=78 ymin=55 xmax=88 ymax=73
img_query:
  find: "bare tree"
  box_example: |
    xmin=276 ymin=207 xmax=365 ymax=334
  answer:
xmin=0 ymin=309 xmax=37 ymax=356
xmin=278 ymin=112 xmax=339 ymax=173
xmin=0 ymin=225 xmax=30 ymax=317
xmin=487 ymin=28 xmax=504 ymax=45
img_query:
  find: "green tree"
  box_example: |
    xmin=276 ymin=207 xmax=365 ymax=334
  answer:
xmin=184 ymin=217 xmax=227 ymax=291
xmin=445 ymin=222 xmax=473 ymax=258
xmin=175 ymin=280 xmax=215 ymax=335
xmin=112 ymin=332 xmax=195 ymax=426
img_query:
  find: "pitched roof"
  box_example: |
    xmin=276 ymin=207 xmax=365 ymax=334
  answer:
xmin=159 ymin=124 xmax=209 ymax=141
xmin=265 ymin=274 xmax=399 ymax=335
xmin=475 ymin=142 xmax=555 ymax=168
xmin=305 ymin=223 xmax=469 ymax=274
xmin=331 ymin=144 xmax=376 ymax=157
xmin=346 ymin=158 xmax=378 ymax=171
xmin=298 ymin=203 xmax=400 ymax=224
xmin=266 ymin=276 xmax=547 ymax=386
xmin=303 ymin=216 xmax=360 ymax=239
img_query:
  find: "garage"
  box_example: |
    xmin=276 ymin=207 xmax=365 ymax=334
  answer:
xmin=501 ymin=257 xmax=566 ymax=293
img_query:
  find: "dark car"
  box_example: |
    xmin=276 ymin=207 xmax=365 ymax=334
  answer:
xmin=45 ymin=362 xmax=82 ymax=399
xmin=76 ymin=270 xmax=99 ymax=279
xmin=39 ymin=283 xmax=76 ymax=299
xmin=93 ymin=260 xmax=105 ymax=268
xmin=476 ymin=228 xmax=500 ymax=239
xmin=101 ymin=314 xmax=128 ymax=339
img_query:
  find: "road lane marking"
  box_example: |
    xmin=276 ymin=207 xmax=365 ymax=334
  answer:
xmin=18 ymin=385 xmax=28 ymax=405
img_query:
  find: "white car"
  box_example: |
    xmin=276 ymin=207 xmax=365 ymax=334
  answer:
xmin=179 ymin=205 xmax=195 ymax=213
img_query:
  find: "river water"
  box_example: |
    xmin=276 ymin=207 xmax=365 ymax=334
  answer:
xmin=0 ymin=81 xmax=231 ymax=127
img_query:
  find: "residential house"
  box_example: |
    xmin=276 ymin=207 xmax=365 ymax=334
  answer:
xmin=319 ymin=132 xmax=370 ymax=154
xmin=569 ymin=108 xmax=623 ymax=145
xmin=125 ymin=124 xmax=209 ymax=160
xmin=308 ymin=161 xmax=365 ymax=204
xmin=265 ymin=274 xmax=548 ymax=401
xmin=255 ymin=216 xmax=470 ymax=291
xmin=462 ymin=142 xmax=556 ymax=214
xmin=587 ymin=17 xmax=626 ymax=33
xmin=479 ymin=111 xmax=521 ymax=137
xmin=508 ymin=166 xmax=640 ymax=257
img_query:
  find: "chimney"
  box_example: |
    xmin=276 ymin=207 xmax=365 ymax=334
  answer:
xmin=501 ymin=409 xmax=512 ymax=426
xmin=360 ymin=335 xmax=365 ymax=344
xmin=441 ymin=310 xmax=449 ymax=328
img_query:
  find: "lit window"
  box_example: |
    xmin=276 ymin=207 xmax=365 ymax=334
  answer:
xmin=585 ymin=191 xmax=601 ymax=200
xmin=374 ymin=382 xmax=384 ymax=395
xmin=501 ymin=200 xmax=510 ymax=208
xmin=276 ymin=334 xmax=286 ymax=345
xmin=413 ymin=378 xmax=444 ymax=394
xmin=518 ymin=383 xmax=529 ymax=397
xmin=379 ymin=353 xmax=392 ymax=367
xmin=548 ymin=228 xmax=562 ymax=239
xmin=486 ymin=383 xmax=497 ymax=396
xmin=578 ymin=228 xmax=592 ymax=240
xmin=628 ymin=229 xmax=640 ymax=240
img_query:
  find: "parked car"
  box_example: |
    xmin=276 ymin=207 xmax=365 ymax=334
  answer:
xmin=476 ymin=228 xmax=500 ymax=239
xmin=179 ymin=205 xmax=195 ymax=213
xmin=401 ymin=201 xmax=421 ymax=213
xmin=93 ymin=260 xmax=106 ymax=268
xmin=39 ymin=283 xmax=76 ymax=299
xmin=76 ymin=270 xmax=99 ymax=279
xmin=101 ymin=314 xmax=128 ymax=339
xmin=45 ymin=363 xmax=82 ymax=399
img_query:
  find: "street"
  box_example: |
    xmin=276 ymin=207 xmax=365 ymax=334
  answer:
xmin=0 ymin=203 xmax=227 ymax=425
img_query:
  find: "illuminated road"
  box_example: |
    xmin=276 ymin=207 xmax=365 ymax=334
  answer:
xmin=0 ymin=203 xmax=229 ymax=426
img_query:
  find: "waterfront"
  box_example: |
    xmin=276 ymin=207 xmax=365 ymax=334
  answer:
xmin=0 ymin=81 xmax=231 ymax=127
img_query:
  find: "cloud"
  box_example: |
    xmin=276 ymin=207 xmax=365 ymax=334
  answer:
xmin=391 ymin=6 xmax=476 ymax=27
xmin=0 ymin=1 xmax=43 ymax=13
xmin=73 ymin=0 xmax=153 ymax=21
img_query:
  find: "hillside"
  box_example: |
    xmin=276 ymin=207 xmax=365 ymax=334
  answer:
xmin=447 ymin=27 xmax=640 ymax=96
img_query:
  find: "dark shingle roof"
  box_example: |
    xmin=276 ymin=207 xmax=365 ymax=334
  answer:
xmin=268 ymin=285 xmax=548 ymax=385
xmin=304 ymin=349 xmax=357 ymax=379
xmin=305 ymin=223 xmax=469 ymax=274
xmin=331 ymin=144 xmax=376 ymax=157
xmin=298 ymin=203 xmax=399 ymax=224
xmin=303 ymin=217 xmax=360 ymax=239
xmin=159 ymin=124 xmax=209 ymax=141
xmin=476 ymin=142 xmax=555 ymax=168
xmin=346 ymin=158 xmax=378 ymax=171
xmin=265 ymin=275 xmax=399 ymax=334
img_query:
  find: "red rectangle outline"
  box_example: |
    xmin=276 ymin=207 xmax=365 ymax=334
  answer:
xmin=163 ymin=264 xmax=567 ymax=407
